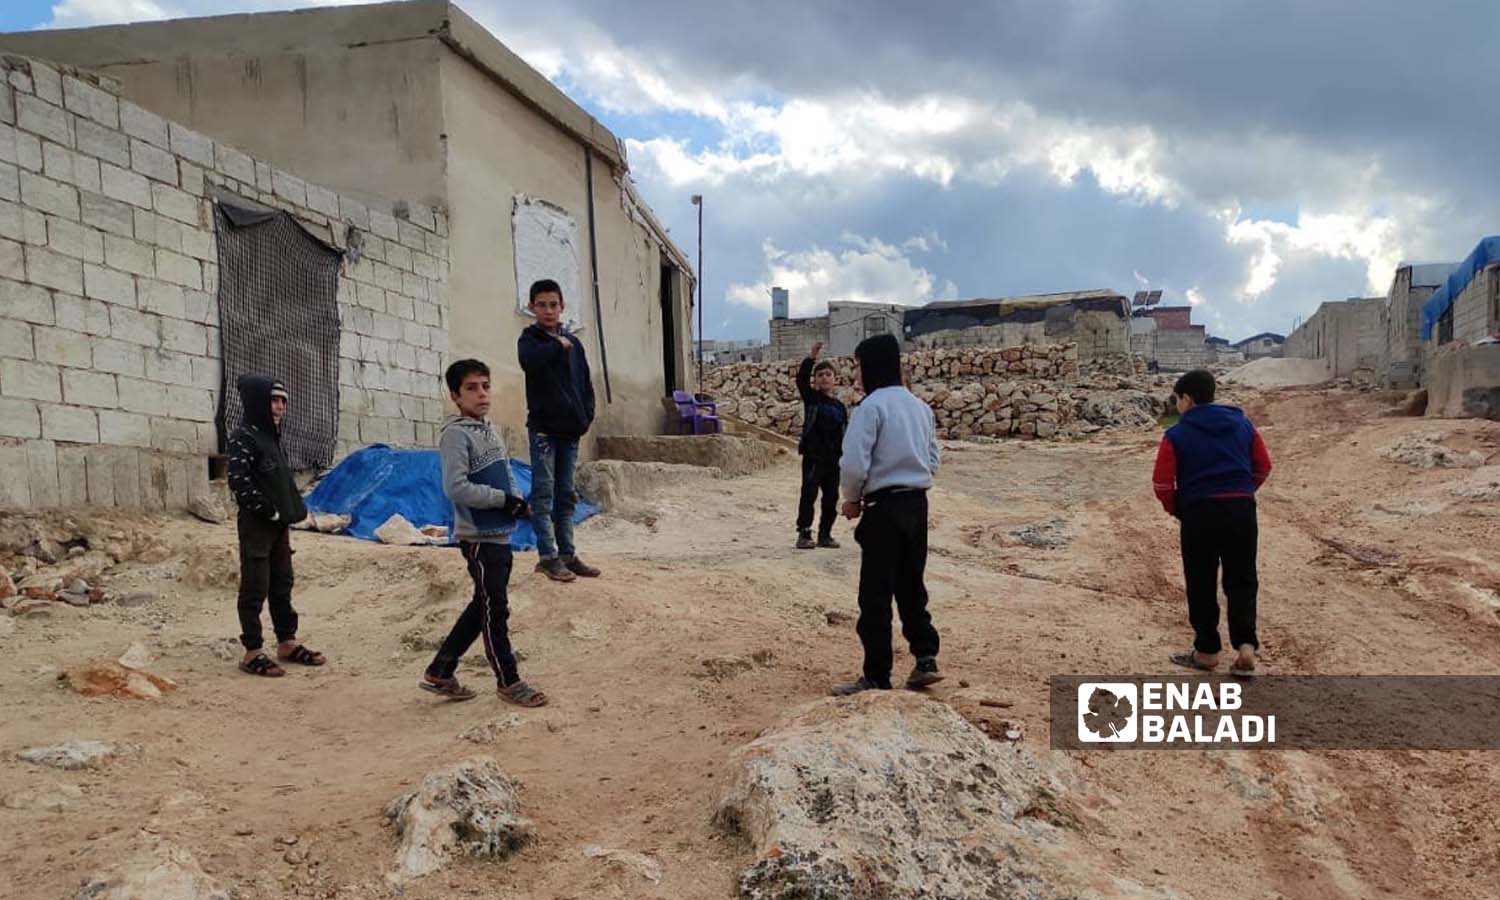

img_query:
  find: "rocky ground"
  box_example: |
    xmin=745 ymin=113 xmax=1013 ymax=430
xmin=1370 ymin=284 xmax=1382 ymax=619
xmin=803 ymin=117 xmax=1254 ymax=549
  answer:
xmin=1 ymin=386 xmax=1498 ymax=899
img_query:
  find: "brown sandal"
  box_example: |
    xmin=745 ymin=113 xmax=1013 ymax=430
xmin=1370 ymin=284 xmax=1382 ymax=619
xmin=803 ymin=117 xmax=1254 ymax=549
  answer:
xmin=419 ymin=675 xmax=478 ymax=701
xmin=498 ymin=680 xmax=548 ymax=708
xmin=277 ymin=644 xmax=327 ymax=666
xmin=240 ymin=653 xmax=286 ymax=678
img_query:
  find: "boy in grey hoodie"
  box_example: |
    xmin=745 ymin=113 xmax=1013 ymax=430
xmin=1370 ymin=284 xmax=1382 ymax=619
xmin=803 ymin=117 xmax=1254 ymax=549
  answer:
xmin=832 ymin=334 xmax=944 ymax=696
xmin=420 ymin=359 xmax=548 ymax=706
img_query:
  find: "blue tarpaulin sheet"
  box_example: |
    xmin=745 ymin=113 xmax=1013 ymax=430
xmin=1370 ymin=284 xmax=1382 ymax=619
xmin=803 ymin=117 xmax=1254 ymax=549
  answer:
xmin=302 ymin=444 xmax=597 ymax=551
xmin=1422 ymin=236 xmax=1500 ymax=340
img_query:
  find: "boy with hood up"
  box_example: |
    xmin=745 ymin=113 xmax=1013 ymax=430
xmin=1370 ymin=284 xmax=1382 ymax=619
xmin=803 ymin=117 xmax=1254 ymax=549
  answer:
xmin=419 ymin=359 xmax=548 ymax=706
xmin=1153 ymin=369 xmax=1272 ymax=678
xmin=831 ymin=334 xmax=945 ymax=696
xmin=227 ymin=374 xmax=325 ymax=677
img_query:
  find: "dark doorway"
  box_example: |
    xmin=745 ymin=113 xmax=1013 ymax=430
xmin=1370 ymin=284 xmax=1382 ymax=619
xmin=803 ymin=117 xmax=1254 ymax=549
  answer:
xmin=660 ymin=262 xmax=679 ymax=393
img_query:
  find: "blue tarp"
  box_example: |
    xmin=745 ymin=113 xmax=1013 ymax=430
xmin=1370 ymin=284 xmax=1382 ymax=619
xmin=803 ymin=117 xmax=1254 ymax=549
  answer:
xmin=1421 ymin=236 xmax=1500 ymax=340
xmin=302 ymin=444 xmax=597 ymax=550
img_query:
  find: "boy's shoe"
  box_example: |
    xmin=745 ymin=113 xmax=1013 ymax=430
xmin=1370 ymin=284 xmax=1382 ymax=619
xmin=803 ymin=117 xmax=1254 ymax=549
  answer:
xmin=905 ymin=657 xmax=945 ymax=689
xmin=816 ymin=535 xmax=840 ymax=549
xmin=831 ymin=675 xmax=890 ymax=696
xmin=563 ymin=555 xmax=600 ymax=578
xmin=796 ymin=531 xmax=816 ymax=550
xmin=536 ymin=558 xmax=577 ymax=582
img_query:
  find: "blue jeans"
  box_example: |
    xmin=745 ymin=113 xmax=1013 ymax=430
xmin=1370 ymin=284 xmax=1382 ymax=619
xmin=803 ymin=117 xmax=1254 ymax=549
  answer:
xmin=529 ymin=430 xmax=579 ymax=560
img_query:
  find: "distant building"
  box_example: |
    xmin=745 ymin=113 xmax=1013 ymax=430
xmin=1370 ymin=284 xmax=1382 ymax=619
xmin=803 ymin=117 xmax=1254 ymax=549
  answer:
xmin=1232 ymin=332 xmax=1286 ymax=360
xmin=1285 ymin=298 xmax=1385 ymax=378
xmin=904 ymin=290 xmax=1131 ymax=360
xmin=1384 ymin=262 xmax=1457 ymax=387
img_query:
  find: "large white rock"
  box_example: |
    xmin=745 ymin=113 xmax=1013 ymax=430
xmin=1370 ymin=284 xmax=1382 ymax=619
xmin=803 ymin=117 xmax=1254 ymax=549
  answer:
xmin=18 ymin=740 xmax=116 ymax=770
xmin=75 ymin=842 xmax=228 ymax=900
xmin=715 ymin=692 xmax=1176 ymax=900
xmin=384 ymin=757 xmax=534 ymax=879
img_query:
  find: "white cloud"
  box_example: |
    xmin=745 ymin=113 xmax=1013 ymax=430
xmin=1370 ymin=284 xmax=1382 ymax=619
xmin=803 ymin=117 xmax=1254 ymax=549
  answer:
xmin=47 ymin=0 xmax=178 ymax=27
xmin=726 ymin=235 xmax=958 ymax=317
xmin=1224 ymin=206 xmax=1403 ymax=299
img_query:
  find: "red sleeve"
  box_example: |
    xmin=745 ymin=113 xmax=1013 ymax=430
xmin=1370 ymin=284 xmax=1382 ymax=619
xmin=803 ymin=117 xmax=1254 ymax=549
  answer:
xmin=1250 ymin=430 xmax=1272 ymax=488
xmin=1152 ymin=436 xmax=1177 ymax=515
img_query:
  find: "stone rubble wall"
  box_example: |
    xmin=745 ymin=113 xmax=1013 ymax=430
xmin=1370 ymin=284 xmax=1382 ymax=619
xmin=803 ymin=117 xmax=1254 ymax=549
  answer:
xmin=704 ymin=343 xmax=1093 ymax=440
xmin=0 ymin=55 xmax=450 ymax=510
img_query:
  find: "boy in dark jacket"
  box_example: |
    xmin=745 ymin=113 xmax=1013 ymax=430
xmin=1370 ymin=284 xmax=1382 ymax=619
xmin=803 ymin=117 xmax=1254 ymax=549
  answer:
xmin=1153 ymin=369 xmax=1272 ymax=678
xmin=420 ymin=359 xmax=547 ymax=706
xmin=517 ymin=278 xmax=599 ymax=583
xmin=795 ymin=341 xmax=848 ymax=549
xmin=227 ymin=374 xmax=325 ymax=677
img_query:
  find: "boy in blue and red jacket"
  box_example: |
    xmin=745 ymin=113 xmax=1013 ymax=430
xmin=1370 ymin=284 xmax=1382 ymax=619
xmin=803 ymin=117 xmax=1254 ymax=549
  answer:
xmin=1153 ymin=369 xmax=1271 ymax=678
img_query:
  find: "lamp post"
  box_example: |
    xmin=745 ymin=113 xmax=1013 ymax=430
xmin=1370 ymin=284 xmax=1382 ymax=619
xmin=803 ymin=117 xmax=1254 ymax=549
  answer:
xmin=691 ymin=194 xmax=703 ymax=391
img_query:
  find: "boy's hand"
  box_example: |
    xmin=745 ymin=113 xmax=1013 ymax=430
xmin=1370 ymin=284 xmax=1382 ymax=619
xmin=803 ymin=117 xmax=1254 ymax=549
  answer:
xmin=841 ymin=500 xmax=862 ymax=520
xmin=502 ymin=495 xmax=531 ymax=518
xmin=810 ymin=341 xmax=823 ymax=359
xmin=557 ymin=335 xmax=573 ymax=351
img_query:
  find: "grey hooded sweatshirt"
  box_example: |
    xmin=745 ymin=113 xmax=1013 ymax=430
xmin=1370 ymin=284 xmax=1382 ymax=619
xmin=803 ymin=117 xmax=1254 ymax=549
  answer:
xmin=439 ymin=414 xmax=521 ymax=543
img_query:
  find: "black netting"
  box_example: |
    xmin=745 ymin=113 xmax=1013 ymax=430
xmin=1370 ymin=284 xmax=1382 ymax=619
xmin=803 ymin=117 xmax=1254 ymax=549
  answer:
xmin=214 ymin=201 xmax=342 ymax=470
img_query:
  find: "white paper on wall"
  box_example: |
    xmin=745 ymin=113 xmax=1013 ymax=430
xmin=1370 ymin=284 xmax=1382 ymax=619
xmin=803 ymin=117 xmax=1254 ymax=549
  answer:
xmin=512 ymin=196 xmax=583 ymax=331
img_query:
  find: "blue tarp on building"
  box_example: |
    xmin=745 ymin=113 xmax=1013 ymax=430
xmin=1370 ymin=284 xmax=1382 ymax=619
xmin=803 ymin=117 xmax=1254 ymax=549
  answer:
xmin=302 ymin=444 xmax=597 ymax=550
xmin=1421 ymin=236 xmax=1500 ymax=340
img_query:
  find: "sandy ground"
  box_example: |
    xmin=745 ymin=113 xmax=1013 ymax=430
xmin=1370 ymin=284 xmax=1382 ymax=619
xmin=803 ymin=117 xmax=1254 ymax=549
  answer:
xmin=2 ymin=386 xmax=1499 ymax=900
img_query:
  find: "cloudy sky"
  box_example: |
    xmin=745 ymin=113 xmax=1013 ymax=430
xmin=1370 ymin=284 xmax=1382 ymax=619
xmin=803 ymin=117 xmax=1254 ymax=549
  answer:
xmin=5 ymin=1 xmax=1497 ymax=344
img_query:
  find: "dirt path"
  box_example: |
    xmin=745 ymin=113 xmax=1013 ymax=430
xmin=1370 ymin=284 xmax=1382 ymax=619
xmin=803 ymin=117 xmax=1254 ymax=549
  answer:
xmin=1 ymin=387 xmax=1496 ymax=899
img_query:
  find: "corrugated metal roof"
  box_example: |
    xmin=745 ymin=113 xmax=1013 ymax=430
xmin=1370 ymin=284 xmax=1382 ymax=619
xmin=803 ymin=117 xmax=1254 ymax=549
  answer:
xmin=923 ymin=289 xmax=1124 ymax=311
xmin=1400 ymin=262 xmax=1460 ymax=288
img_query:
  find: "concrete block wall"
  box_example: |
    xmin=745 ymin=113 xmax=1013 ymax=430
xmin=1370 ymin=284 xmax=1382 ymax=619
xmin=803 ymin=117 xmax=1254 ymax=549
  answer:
xmin=767 ymin=316 xmax=829 ymax=362
xmin=0 ymin=56 xmax=449 ymax=510
xmin=1452 ymin=265 xmax=1498 ymax=344
xmin=1152 ymin=328 xmax=1213 ymax=371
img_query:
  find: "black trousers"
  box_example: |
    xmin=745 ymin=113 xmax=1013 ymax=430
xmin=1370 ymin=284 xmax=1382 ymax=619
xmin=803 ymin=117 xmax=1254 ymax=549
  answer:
xmin=237 ymin=513 xmax=297 ymax=651
xmin=797 ymin=456 xmax=841 ymax=538
xmin=427 ymin=542 xmax=519 ymax=685
xmin=854 ymin=490 xmax=939 ymax=684
xmin=1179 ymin=498 xmax=1260 ymax=654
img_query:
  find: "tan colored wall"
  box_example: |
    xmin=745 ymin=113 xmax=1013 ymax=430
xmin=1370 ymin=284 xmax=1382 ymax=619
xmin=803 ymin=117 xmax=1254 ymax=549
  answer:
xmin=1425 ymin=343 xmax=1500 ymax=419
xmin=0 ymin=14 xmax=449 ymax=211
xmin=0 ymin=56 xmax=448 ymax=510
xmin=439 ymin=50 xmax=683 ymax=454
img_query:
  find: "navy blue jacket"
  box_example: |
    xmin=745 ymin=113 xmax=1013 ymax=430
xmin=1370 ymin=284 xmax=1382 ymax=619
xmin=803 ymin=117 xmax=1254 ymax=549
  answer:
xmin=796 ymin=357 xmax=847 ymax=461
xmin=518 ymin=324 xmax=596 ymax=438
xmin=1158 ymin=404 xmax=1270 ymax=513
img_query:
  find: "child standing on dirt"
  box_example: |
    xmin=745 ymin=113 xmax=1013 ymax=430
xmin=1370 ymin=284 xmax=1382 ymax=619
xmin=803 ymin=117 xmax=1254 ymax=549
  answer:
xmin=795 ymin=341 xmax=848 ymax=549
xmin=832 ymin=334 xmax=944 ymax=696
xmin=227 ymin=374 xmax=326 ymax=677
xmin=420 ymin=359 xmax=548 ymax=707
xmin=518 ymin=279 xmax=600 ymax=584
xmin=1154 ymin=369 xmax=1272 ymax=678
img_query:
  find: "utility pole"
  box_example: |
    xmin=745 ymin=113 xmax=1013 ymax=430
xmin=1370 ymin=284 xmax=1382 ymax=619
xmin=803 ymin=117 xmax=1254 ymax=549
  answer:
xmin=691 ymin=194 xmax=703 ymax=390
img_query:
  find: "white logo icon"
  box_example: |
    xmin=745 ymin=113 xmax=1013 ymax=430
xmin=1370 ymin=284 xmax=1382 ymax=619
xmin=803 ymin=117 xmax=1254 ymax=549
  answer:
xmin=1077 ymin=683 xmax=1138 ymax=742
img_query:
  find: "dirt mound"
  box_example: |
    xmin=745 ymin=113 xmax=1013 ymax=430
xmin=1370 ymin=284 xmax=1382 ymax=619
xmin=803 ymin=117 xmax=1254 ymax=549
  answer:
xmin=1221 ymin=356 xmax=1330 ymax=388
xmin=596 ymin=434 xmax=781 ymax=476
xmin=575 ymin=459 xmax=727 ymax=511
xmin=1379 ymin=433 xmax=1485 ymax=468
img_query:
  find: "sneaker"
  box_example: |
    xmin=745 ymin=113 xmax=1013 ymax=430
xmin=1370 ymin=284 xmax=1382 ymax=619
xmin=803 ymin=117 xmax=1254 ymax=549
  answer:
xmin=536 ymin=558 xmax=577 ymax=582
xmin=816 ymin=535 xmax=840 ymax=549
xmin=796 ymin=531 xmax=816 ymax=550
xmin=830 ymin=675 xmax=890 ymax=696
xmin=905 ymin=657 xmax=945 ymax=689
xmin=563 ymin=555 xmax=601 ymax=578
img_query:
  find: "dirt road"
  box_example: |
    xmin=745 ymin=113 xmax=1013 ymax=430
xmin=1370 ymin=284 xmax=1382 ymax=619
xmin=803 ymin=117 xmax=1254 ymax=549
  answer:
xmin=2 ymin=386 xmax=1497 ymax=899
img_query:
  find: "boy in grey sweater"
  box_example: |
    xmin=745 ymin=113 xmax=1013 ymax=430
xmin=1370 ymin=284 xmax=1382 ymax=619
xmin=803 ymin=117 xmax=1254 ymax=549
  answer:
xmin=832 ymin=334 xmax=945 ymax=696
xmin=420 ymin=359 xmax=548 ymax=706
